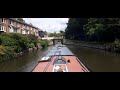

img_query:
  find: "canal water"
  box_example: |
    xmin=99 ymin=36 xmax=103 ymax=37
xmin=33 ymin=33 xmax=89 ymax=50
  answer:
xmin=0 ymin=39 xmax=120 ymax=72
xmin=66 ymin=40 xmax=120 ymax=72
xmin=0 ymin=46 xmax=53 ymax=72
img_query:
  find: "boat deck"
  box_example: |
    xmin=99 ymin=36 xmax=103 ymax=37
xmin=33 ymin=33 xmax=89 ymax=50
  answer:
xmin=33 ymin=56 xmax=89 ymax=72
xmin=32 ymin=44 xmax=90 ymax=72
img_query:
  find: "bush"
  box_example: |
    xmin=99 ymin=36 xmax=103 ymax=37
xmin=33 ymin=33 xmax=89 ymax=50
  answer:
xmin=0 ymin=46 xmax=16 ymax=62
xmin=0 ymin=32 xmax=39 ymax=61
xmin=27 ymin=34 xmax=38 ymax=47
xmin=113 ymin=39 xmax=120 ymax=52
xmin=0 ymin=33 xmax=30 ymax=52
xmin=0 ymin=45 xmax=6 ymax=56
xmin=114 ymin=39 xmax=120 ymax=48
xmin=28 ymin=43 xmax=35 ymax=48
xmin=0 ymin=36 xmax=2 ymax=45
xmin=39 ymin=40 xmax=48 ymax=48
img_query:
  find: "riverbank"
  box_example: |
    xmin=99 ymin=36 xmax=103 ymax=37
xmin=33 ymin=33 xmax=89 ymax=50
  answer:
xmin=64 ymin=39 xmax=120 ymax=53
xmin=0 ymin=45 xmax=53 ymax=72
xmin=0 ymin=33 xmax=49 ymax=62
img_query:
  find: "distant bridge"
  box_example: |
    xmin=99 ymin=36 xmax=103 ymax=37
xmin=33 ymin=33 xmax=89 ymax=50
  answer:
xmin=42 ymin=37 xmax=64 ymax=45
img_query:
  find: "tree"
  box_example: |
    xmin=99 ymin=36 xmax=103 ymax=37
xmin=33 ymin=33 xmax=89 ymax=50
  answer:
xmin=60 ymin=30 xmax=64 ymax=34
xmin=65 ymin=18 xmax=120 ymax=42
xmin=65 ymin=18 xmax=88 ymax=40
xmin=85 ymin=18 xmax=120 ymax=42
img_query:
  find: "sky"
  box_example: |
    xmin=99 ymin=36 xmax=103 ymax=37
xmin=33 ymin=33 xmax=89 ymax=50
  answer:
xmin=23 ymin=18 xmax=69 ymax=33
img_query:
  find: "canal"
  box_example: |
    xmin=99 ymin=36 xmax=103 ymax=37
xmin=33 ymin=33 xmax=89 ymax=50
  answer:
xmin=0 ymin=46 xmax=53 ymax=72
xmin=66 ymin=40 xmax=120 ymax=72
xmin=1 ymin=39 xmax=120 ymax=72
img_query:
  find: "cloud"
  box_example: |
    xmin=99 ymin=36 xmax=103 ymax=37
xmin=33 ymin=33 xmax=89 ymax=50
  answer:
xmin=23 ymin=18 xmax=68 ymax=33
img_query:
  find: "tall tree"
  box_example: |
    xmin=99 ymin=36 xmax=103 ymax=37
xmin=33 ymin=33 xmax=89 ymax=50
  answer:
xmin=65 ymin=18 xmax=88 ymax=40
xmin=65 ymin=18 xmax=120 ymax=42
xmin=85 ymin=18 xmax=120 ymax=42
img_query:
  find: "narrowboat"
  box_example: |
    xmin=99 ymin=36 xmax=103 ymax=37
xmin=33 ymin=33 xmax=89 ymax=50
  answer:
xmin=32 ymin=44 xmax=92 ymax=72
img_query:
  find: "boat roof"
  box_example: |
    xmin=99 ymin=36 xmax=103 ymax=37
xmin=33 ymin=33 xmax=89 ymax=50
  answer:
xmin=33 ymin=56 xmax=90 ymax=72
xmin=32 ymin=44 xmax=91 ymax=72
xmin=46 ymin=44 xmax=74 ymax=56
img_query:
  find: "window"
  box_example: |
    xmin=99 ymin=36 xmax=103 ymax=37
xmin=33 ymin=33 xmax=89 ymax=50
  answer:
xmin=0 ymin=25 xmax=6 ymax=32
xmin=28 ymin=31 xmax=29 ymax=34
xmin=22 ymin=25 xmax=24 ymax=28
xmin=26 ymin=30 xmax=28 ymax=34
xmin=14 ymin=29 xmax=17 ymax=32
xmin=25 ymin=25 xmax=27 ymax=29
xmin=2 ymin=18 xmax=5 ymax=23
xmin=27 ymin=26 xmax=29 ymax=29
xmin=17 ymin=23 xmax=20 ymax=27
xmin=9 ymin=20 xmax=13 ymax=25
xmin=34 ymin=28 xmax=35 ymax=32
xmin=17 ymin=23 xmax=19 ymax=27
xmin=4 ymin=26 xmax=6 ymax=32
xmin=16 ymin=22 xmax=18 ymax=26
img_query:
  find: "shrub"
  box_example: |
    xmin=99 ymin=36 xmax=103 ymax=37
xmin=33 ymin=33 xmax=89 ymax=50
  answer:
xmin=0 ymin=45 xmax=6 ymax=56
xmin=27 ymin=35 xmax=38 ymax=45
xmin=0 ymin=32 xmax=39 ymax=61
xmin=0 ymin=33 xmax=31 ymax=52
xmin=28 ymin=43 xmax=35 ymax=48
xmin=113 ymin=39 xmax=120 ymax=48
xmin=0 ymin=46 xmax=16 ymax=62
xmin=113 ymin=39 xmax=120 ymax=52
xmin=39 ymin=40 xmax=48 ymax=48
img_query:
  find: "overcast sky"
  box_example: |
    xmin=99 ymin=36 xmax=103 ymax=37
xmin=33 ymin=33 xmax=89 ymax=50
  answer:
xmin=23 ymin=18 xmax=69 ymax=33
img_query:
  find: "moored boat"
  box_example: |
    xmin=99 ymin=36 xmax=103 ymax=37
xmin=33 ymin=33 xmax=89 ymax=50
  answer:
xmin=32 ymin=44 xmax=92 ymax=72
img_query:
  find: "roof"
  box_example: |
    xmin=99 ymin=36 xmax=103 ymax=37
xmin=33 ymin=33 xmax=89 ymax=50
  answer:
xmin=46 ymin=44 xmax=74 ymax=56
xmin=9 ymin=25 xmax=20 ymax=29
xmin=9 ymin=18 xmax=38 ymax=29
xmin=32 ymin=56 xmax=89 ymax=72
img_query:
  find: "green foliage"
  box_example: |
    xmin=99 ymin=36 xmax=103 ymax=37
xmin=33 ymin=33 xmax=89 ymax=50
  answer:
xmin=65 ymin=18 xmax=88 ymax=40
xmin=27 ymin=34 xmax=38 ymax=47
xmin=0 ymin=32 xmax=39 ymax=61
xmin=0 ymin=46 xmax=16 ymax=62
xmin=0 ymin=33 xmax=29 ymax=52
xmin=60 ymin=30 xmax=64 ymax=34
xmin=114 ymin=39 xmax=120 ymax=48
xmin=28 ymin=43 xmax=35 ymax=48
xmin=0 ymin=45 xmax=6 ymax=56
xmin=39 ymin=40 xmax=48 ymax=48
xmin=48 ymin=32 xmax=63 ymax=37
xmin=65 ymin=18 xmax=120 ymax=42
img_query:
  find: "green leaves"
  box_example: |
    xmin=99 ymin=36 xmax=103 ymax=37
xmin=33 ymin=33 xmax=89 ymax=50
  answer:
xmin=65 ymin=18 xmax=120 ymax=42
xmin=114 ymin=39 xmax=120 ymax=48
xmin=0 ymin=32 xmax=39 ymax=61
xmin=0 ymin=45 xmax=6 ymax=56
xmin=65 ymin=18 xmax=88 ymax=40
xmin=39 ymin=40 xmax=48 ymax=48
xmin=28 ymin=43 xmax=35 ymax=48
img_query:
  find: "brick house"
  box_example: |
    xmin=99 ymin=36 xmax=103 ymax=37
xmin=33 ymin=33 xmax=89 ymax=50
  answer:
xmin=0 ymin=18 xmax=40 ymax=37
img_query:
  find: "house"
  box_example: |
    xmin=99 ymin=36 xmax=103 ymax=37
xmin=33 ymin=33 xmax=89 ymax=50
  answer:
xmin=0 ymin=18 xmax=40 ymax=37
xmin=39 ymin=31 xmax=48 ymax=38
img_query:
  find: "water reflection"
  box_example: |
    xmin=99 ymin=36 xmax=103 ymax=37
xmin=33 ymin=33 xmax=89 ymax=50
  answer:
xmin=67 ymin=45 xmax=120 ymax=72
xmin=0 ymin=46 xmax=53 ymax=72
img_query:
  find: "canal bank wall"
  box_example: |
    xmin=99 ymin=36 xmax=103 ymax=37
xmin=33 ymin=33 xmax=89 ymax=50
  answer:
xmin=64 ymin=39 xmax=120 ymax=53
